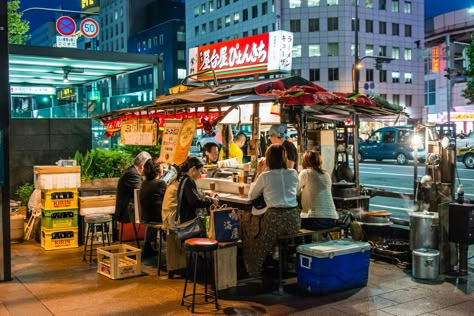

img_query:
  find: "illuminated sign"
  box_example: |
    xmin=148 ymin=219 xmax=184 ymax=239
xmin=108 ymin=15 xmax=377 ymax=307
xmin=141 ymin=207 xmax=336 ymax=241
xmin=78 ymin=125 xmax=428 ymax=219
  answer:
xmin=81 ymin=0 xmax=97 ymax=10
xmin=432 ymin=47 xmax=439 ymax=72
xmin=58 ymin=88 xmax=76 ymax=100
xmin=10 ymin=86 xmax=56 ymax=95
xmin=188 ymin=31 xmax=293 ymax=81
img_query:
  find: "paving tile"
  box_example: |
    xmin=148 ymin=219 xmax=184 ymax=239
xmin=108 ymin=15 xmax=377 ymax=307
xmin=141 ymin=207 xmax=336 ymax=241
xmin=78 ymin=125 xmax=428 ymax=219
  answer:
xmin=378 ymin=286 xmax=436 ymax=303
xmin=362 ymin=310 xmax=398 ymax=316
xmin=429 ymin=300 xmax=474 ymax=316
xmin=332 ymin=296 xmax=398 ymax=315
xmin=290 ymin=306 xmax=351 ymax=316
xmin=380 ymin=298 xmax=446 ymax=316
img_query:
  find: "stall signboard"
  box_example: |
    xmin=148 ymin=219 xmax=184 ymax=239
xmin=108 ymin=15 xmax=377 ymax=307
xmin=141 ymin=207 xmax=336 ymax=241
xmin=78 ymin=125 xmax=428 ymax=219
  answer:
xmin=120 ymin=118 xmax=158 ymax=146
xmin=159 ymin=118 xmax=197 ymax=165
xmin=188 ymin=30 xmax=293 ymax=81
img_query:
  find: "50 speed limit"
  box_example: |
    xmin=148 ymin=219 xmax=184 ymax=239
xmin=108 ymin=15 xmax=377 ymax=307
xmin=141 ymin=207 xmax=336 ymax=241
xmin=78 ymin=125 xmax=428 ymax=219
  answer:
xmin=80 ymin=18 xmax=99 ymax=38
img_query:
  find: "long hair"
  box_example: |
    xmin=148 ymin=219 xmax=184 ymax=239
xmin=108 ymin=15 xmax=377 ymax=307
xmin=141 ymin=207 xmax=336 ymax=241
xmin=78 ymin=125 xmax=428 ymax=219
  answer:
xmin=301 ymin=150 xmax=325 ymax=174
xmin=177 ymin=156 xmax=203 ymax=180
xmin=265 ymin=144 xmax=287 ymax=170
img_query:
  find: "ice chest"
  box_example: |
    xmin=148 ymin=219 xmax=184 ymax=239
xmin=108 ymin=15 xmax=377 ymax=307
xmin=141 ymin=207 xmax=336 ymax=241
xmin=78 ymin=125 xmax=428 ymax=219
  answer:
xmin=296 ymin=239 xmax=371 ymax=294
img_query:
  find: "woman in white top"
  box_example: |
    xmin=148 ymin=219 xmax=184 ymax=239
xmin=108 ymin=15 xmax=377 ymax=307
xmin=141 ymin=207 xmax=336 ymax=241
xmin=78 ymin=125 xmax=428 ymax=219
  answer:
xmin=297 ymin=150 xmax=339 ymax=230
xmin=242 ymin=144 xmax=300 ymax=278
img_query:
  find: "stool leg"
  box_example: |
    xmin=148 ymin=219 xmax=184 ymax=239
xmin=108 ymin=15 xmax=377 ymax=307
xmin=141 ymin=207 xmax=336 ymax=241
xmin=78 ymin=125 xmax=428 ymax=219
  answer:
xmin=105 ymin=222 xmax=111 ymax=246
xmin=89 ymin=224 xmax=95 ymax=263
xmin=120 ymin=222 xmax=124 ymax=244
xmin=191 ymin=251 xmax=198 ymax=313
xmin=157 ymin=229 xmax=162 ymax=276
xmin=100 ymin=223 xmax=106 ymax=247
xmin=204 ymin=252 xmax=209 ymax=302
xmin=132 ymin=223 xmax=140 ymax=248
xmin=213 ymin=249 xmax=219 ymax=310
xmin=181 ymin=251 xmax=192 ymax=306
xmin=83 ymin=223 xmax=91 ymax=262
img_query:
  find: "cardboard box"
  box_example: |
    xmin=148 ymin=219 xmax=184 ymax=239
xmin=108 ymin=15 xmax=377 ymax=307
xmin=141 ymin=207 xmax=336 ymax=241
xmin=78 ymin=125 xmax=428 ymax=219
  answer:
xmin=97 ymin=244 xmax=142 ymax=280
xmin=296 ymin=240 xmax=371 ymax=294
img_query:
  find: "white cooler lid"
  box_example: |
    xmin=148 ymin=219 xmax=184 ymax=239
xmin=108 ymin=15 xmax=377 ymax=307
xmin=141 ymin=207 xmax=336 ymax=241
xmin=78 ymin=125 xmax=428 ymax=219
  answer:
xmin=297 ymin=239 xmax=371 ymax=258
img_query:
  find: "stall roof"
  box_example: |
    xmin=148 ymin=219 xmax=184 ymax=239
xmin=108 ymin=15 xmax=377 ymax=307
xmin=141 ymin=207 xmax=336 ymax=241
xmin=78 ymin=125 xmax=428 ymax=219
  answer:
xmin=94 ymin=76 xmax=406 ymax=123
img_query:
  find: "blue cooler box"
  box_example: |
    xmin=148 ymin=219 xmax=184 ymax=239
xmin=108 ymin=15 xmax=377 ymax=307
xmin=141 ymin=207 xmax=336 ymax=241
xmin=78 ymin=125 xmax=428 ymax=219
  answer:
xmin=296 ymin=239 xmax=371 ymax=294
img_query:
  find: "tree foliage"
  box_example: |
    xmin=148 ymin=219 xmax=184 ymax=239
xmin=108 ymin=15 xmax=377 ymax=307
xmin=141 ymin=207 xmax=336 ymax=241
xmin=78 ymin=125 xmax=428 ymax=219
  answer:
xmin=462 ymin=36 xmax=474 ymax=103
xmin=8 ymin=0 xmax=30 ymax=44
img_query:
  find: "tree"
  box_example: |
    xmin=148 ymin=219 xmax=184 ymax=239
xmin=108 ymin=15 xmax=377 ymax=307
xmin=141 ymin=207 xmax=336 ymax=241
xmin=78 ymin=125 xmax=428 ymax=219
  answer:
xmin=462 ymin=35 xmax=474 ymax=103
xmin=8 ymin=0 xmax=30 ymax=44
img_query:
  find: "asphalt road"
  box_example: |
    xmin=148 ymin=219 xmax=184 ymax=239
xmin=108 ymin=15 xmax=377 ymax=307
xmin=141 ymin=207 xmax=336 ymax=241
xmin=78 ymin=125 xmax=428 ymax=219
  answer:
xmin=359 ymin=160 xmax=474 ymax=220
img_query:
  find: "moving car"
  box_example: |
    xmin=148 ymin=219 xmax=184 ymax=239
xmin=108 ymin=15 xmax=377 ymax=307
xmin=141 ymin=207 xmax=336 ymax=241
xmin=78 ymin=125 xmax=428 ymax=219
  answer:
xmin=358 ymin=126 xmax=425 ymax=165
xmin=457 ymin=146 xmax=474 ymax=169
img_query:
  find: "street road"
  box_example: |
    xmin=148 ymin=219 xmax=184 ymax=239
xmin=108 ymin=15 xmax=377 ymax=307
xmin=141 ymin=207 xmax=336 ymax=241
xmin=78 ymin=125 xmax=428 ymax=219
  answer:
xmin=359 ymin=160 xmax=474 ymax=220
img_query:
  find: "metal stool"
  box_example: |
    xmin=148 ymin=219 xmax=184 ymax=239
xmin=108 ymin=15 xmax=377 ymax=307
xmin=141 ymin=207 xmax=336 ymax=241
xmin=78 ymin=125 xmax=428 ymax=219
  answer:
xmin=181 ymin=238 xmax=219 ymax=313
xmin=83 ymin=214 xmax=112 ymax=263
xmin=144 ymin=223 xmax=166 ymax=276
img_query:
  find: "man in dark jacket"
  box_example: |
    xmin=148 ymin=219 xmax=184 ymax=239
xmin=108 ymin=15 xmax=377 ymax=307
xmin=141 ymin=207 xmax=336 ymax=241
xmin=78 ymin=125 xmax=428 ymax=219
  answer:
xmin=115 ymin=151 xmax=151 ymax=244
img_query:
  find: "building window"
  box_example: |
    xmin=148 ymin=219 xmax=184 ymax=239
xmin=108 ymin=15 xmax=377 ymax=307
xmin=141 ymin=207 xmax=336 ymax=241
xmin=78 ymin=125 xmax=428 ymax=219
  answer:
xmin=365 ymin=44 xmax=374 ymax=56
xmin=194 ymin=26 xmax=199 ymax=36
xmin=404 ymin=48 xmax=412 ymax=61
xmin=392 ymin=0 xmax=399 ymax=12
xmin=365 ymin=20 xmax=373 ymax=33
xmin=392 ymin=47 xmax=400 ymax=59
xmin=328 ymin=68 xmax=339 ymax=81
xmin=308 ymin=18 xmax=319 ymax=32
xmin=404 ymin=1 xmax=412 ymax=14
xmin=201 ymin=3 xmax=206 ymax=14
xmin=209 ymin=21 xmax=214 ymax=32
xmin=327 ymin=0 xmax=338 ymax=5
xmin=404 ymin=72 xmax=412 ymax=84
xmin=252 ymin=5 xmax=258 ymax=18
xmin=425 ymin=79 xmax=436 ymax=105
xmin=177 ymin=30 xmax=185 ymax=42
xmin=379 ymin=70 xmax=387 ymax=82
xmin=262 ymin=2 xmax=268 ymax=15
xmin=225 ymin=15 xmax=231 ymax=27
xmin=379 ymin=45 xmax=387 ymax=56
xmin=243 ymin=31 xmax=248 ymax=37
xmin=291 ymin=69 xmax=302 ymax=76
xmin=289 ymin=0 xmax=301 ymax=8
xmin=366 ymin=69 xmax=374 ymax=81
xmin=201 ymin=23 xmax=207 ymax=34
xmin=148 ymin=73 xmax=152 ymax=85
xmin=209 ymin=1 xmax=214 ymax=12
xmin=309 ymin=68 xmax=320 ymax=81
xmin=292 ymin=45 xmax=302 ymax=57
xmin=217 ymin=18 xmax=222 ymax=29
xmin=194 ymin=6 xmax=199 ymax=17
xmin=243 ymin=9 xmax=248 ymax=21
xmin=138 ymin=76 xmax=142 ymax=86
xmin=328 ymin=43 xmax=339 ymax=56
xmin=177 ymin=50 xmax=185 ymax=61
xmin=225 ymin=0 xmax=230 ymax=5
xmin=392 ymin=23 xmax=399 ymax=36
xmin=252 ymin=28 xmax=258 ymax=35
xmin=290 ymin=20 xmax=301 ymax=32
xmin=405 ymin=95 xmax=412 ymax=107
xmin=393 ymin=94 xmax=400 ymax=105
xmin=234 ymin=12 xmax=239 ymax=23
xmin=308 ymin=44 xmax=321 ymax=57
xmin=404 ymin=24 xmax=412 ymax=37
xmin=262 ymin=25 xmax=268 ymax=33
xmin=328 ymin=17 xmax=338 ymax=31
xmin=217 ymin=0 xmax=221 ymax=8
xmin=392 ymin=71 xmax=400 ymax=83
xmin=379 ymin=21 xmax=386 ymax=34
xmin=351 ymin=18 xmax=359 ymax=32
xmin=379 ymin=0 xmax=386 ymax=10
xmin=308 ymin=0 xmax=320 ymax=6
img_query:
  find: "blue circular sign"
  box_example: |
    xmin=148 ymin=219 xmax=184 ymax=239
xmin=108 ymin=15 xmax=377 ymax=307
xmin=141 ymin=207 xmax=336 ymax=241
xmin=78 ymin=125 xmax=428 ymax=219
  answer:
xmin=56 ymin=16 xmax=76 ymax=36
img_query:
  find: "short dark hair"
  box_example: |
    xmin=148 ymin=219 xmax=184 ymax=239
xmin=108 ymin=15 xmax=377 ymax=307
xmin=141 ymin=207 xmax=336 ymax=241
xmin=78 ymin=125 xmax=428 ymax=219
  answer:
xmin=265 ymin=144 xmax=287 ymax=170
xmin=203 ymin=142 xmax=218 ymax=153
xmin=234 ymin=132 xmax=246 ymax=142
xmin=143 ymin=159 xmax=162 ymax=181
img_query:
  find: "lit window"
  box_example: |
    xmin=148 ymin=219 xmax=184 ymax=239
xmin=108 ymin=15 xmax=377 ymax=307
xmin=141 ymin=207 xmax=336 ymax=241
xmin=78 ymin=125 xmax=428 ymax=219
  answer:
xmin=327 ymin=0 xmax=338 ymax=5
xmin=392 ymin=71 xmax=400 ymax=83
xmin=365 ymin=0 xmax=373 ymax=8
xmin=308 ymin=44 xmax=321 ymax=57
xmin=292 ymin=45 xmax=302 ymax=58
xmin=365 ymin=44 xmax=374 ymax=56
xmin=404 ymin=48 xmax=412 ymax=61
xmin=177 ymin=68 xmax=186 ymax=79
xmin=234 ymin=12 xmax=239 ymax=23
xmin=225 ymin=15 xmax=231 ymax=26
xmin=209 ymin=1 xmax=214 ymax=12
xmin=194 ymin=6 xmax=199 ymax=17
xmin=404 ymin=73 xmax=412 ymax=84
xmin=404 ymin=1 xmax=412 ymax=14
xmin=392 ymin=0 xmax=399 ymax=12
xmin=392 ymin=47 xmax=400 ymax=59
xmin=201 ymin=3 xmax=206 ymax=14
xmin=308 ymin=0 xmax=320 ymax=6
xmin=289 ymin=0 xmax=301 ymax=8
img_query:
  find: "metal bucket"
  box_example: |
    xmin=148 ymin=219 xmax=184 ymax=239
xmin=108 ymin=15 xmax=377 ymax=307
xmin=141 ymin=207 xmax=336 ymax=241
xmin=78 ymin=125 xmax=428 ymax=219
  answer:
xmin=409 ymin=211 xmax=439 ymax=250
xmin=412 ymin=248 xmax=439 ymax=280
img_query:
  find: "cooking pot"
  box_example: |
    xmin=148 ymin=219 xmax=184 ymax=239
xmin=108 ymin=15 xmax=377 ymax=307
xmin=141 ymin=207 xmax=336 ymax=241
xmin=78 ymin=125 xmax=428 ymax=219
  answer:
xmin=409 ymin=211 xmax=439 ymax=251
xmin=332 ymin=182 xmax=358 ymax=198
xmin=361 ymin=211 xmax=391 ymax=224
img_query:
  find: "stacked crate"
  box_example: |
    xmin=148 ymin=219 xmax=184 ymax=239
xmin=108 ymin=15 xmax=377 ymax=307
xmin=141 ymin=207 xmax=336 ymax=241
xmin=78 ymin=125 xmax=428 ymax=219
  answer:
xmin=34 ymin=166 xmax=81 ymax=250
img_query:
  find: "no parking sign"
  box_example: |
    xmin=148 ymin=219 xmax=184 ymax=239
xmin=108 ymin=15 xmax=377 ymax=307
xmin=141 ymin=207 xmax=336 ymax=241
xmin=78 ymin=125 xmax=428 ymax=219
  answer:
xmin=80 ymin=18 xmax=100 ymax=38
xmin=56 ymin=16 xmax=76 ymax=36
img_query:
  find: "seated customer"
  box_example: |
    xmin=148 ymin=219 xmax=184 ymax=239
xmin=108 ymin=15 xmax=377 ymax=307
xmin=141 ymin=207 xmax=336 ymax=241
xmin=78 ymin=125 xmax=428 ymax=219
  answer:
xmin=243 ymin=144 xmax=300 ymax=278
xmin=297 ymin=150 xmax=339 ymax=230
xmin=139 ymin=159 xmax=167 ymax=257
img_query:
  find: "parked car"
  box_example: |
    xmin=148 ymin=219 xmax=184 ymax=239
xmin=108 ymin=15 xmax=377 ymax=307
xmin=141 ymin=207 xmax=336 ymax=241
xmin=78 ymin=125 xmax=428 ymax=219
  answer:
xmin=457 ymin=146 xmax=474 ymax=169
xmin=456 ymin=133 xmax=474 ymax=149
xmin=358 ymin=126 xmax=425 ymax=165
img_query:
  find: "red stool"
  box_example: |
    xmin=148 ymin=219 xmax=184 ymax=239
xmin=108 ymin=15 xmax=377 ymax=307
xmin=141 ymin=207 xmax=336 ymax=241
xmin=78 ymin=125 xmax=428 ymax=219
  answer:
xmin=181 ymin=238 xmax=219 ymax=313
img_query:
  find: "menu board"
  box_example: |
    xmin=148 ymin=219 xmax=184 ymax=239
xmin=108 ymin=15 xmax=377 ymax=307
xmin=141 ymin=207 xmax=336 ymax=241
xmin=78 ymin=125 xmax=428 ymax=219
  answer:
xmin=120 ymin=118 xmax=158 ymax=146
xmin=159 ymin=118 xmax=197 ymax=165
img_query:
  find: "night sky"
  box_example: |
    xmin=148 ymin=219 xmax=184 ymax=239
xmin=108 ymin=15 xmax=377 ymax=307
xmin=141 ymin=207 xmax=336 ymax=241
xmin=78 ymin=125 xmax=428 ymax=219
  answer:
xmin=18 ymin=0 xmax=474 ymax=30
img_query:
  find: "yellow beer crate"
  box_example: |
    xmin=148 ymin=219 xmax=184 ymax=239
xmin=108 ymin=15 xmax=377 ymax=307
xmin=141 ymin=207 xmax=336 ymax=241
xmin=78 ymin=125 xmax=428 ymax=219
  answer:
xmin=41 ymin=188 xmax=78 ymax=210
xmin=41 ymin=227 xmax=79 ymax=250
xmin=97 ymin=244 xmax=142 ymax=280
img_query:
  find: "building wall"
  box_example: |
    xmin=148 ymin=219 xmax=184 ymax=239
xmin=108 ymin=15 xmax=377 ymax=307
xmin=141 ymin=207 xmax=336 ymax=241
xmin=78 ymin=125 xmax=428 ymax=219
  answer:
xmin=185 ymin=0 xmax=425 ymax=121
xmin=9 ymin=119 xmax=92 ymax=193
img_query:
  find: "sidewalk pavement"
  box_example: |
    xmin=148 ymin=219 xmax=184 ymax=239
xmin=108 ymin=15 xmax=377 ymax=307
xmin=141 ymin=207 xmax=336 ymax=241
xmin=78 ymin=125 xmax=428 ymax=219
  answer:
xmin=1 ymin=240 xmax=473 ymax=316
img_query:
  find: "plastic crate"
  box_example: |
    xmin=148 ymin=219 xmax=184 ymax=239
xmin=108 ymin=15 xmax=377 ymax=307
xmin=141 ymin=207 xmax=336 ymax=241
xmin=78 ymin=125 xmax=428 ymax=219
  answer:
xmin=97 ymin=244 xmax=142 ymax=280
xmin=41 ymin=189 xmax=78 ymax=210
xmin=41 ymin=227 xmax=79 ymax=250
xmin=41 ymin=208 xmax=78 ymax=229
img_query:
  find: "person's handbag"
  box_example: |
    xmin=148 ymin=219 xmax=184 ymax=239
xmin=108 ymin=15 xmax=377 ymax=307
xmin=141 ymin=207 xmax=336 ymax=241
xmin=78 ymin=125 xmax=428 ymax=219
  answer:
xmin=251 ymin=193 xmax=268 ymax=216
xmin=175 ymin=217 xmax=205 ymax=241
xmin=208 ymin=204 xmax=239 ymax=242
xmin=174 ymin=177 xmax=205 ymax=240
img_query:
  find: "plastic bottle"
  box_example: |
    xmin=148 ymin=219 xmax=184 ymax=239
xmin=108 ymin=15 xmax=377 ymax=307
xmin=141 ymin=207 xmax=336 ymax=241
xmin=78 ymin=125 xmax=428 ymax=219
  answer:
xmin=457 ymin=184 xmax=464 ymax=204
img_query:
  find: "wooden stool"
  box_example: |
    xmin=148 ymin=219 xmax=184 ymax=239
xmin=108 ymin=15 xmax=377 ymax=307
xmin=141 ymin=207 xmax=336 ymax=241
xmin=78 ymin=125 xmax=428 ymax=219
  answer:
xmin=181 ymin=238 xmax=219 ymax=313
xmin=83 ymin=214 xmax=112 ymax=263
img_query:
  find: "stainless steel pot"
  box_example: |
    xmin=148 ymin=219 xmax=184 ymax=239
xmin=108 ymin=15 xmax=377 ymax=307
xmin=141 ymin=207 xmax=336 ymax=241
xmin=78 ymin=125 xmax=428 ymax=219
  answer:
xmin=332 ymin=182 xmax=358 ymax=198
xmin=361 ymin=211 xmax=391 ymax=224
xmin=412 ymin=248 xmax=439 ymax=280
xmin=409 ymin=211 xmax=439 ymax=251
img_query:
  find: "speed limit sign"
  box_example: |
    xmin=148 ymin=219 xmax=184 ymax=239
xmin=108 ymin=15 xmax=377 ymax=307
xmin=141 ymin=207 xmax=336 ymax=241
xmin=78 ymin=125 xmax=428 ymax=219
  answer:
xmin=80 ymin=18 xmax=99 ymax=38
